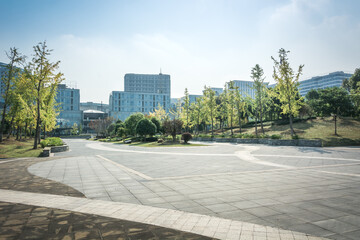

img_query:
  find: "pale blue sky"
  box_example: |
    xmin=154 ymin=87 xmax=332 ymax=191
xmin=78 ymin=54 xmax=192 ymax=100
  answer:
xmin=1 ymin=0 xmax=359 ymax=102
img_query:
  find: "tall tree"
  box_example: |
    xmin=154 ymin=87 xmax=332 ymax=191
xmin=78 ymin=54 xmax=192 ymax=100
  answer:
xmin=271 ymin=48 xmax=304 ymax=137
xmin=203 ymin=86 xmax=218 ymax=136
xmin=149 ymin=103 xmax=167 ymax=121
xmin=234 ymin=85 xmax=246 ymax=133
xmin=190 ymin=97 xmax=204 ymax=135
xmin=182 ymin=88 xmax=191 ymax=131
xmin=227 ymin=82 xmax=236 ymax=136
xmin=25 ymin=42 xmax=63 ymax=149
xmin=0 ymin=48 xmax=25 ymax=142
xmin=251 ymin=64 xmax=267 ymax=134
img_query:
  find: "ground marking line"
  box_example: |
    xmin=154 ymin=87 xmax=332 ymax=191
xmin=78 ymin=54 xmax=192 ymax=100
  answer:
xmin=254 ymin=154 xmax=360 ymax=162
xmin=317 ymin=170 xmax=360 ymax=177
xmin=87 ymin=143 xmax=235 ymax=157
xmin=154 ymin=163 xmax=360 ymax=180
xmin=96 ymin=155 xmax=153 ymax=180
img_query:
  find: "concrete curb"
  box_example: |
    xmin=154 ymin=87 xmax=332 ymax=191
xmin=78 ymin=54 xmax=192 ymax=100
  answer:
xmin=193 ymin=137 xmax=322 ymax=147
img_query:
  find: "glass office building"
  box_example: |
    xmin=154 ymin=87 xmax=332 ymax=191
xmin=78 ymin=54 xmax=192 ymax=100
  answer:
xmin=109 ymin=73 xmax=171 ymax=121
xmin=56 ymin=84 xmax=82 ymax=127
xmin=299 ymin=71 xmax=352 ymax=96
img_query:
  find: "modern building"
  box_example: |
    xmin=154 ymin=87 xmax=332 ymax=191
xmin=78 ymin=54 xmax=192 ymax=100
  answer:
xmin=189 ymin=94 xmax=202 ymax=104
xmin=124 ymin=73 xmax=170 ymax=94
xmin=299 ymin=71 xmax=352 ymax=96
xmin=229 ymin=80 xmax=269 ymax=99
xmin=210 ymin=87 xmax=223 ymax=96
xmin=80 ymin=102 xmax=109 ymax=113
xmin=109 ymin=73 xmax=171 ymax=121
xmin=56 ymin=84 xmax=82 ymax=127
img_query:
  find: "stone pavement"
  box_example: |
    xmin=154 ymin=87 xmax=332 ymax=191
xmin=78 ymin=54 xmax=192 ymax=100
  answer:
xmin=0 ymin=189 xmax=325 ymax=240
xmin=26 ymin=140 xmax=360 ymax=239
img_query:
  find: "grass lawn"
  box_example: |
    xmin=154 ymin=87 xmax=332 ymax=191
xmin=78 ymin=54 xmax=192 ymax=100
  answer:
xmin=0 ymin=138 xmax=43 ymax=158
xmin=219 ymin=117 xmax=360 ymax=146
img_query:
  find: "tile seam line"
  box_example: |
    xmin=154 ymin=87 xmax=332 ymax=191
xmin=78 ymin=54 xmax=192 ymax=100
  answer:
xmin=0 ymin=189 xmax=327 ymax=240
xmin=96 ymin=155 xmax=153 ymax=180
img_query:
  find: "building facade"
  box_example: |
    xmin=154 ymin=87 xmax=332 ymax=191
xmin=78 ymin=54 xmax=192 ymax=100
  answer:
xmin=299 ymin=71 xmax=352 ymax=96
xmin=80 ymin=102 xmax=109 ymax=113
xmin=56 ymin=84 xmax=82 ymax=127
xmin=109 ymin=73 xmax=171 ymax=121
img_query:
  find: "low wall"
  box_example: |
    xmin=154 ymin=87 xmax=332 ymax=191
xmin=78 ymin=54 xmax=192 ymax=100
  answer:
xmin=193 ymin=137 xmax=322 ymax=147
xmin=42 ymin=145 xmax=69 ymax=157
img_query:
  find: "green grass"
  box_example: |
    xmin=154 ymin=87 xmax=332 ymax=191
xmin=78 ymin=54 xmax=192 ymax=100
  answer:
xmin=0 ymin=138 xmax=43 ymax=158
xmin=211 ymin=117 xmax=360 ymax=146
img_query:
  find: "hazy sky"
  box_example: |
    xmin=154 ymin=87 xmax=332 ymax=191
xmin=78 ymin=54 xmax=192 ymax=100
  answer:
xmin=1 ymin=0 xmax=359 ymax=102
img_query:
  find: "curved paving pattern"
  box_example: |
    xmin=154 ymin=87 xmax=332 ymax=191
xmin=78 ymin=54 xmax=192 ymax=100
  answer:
xmin=28 ymin=140 xmax=360 ymax=239
xmin=0 ymin=189 xmax=325 ymax=240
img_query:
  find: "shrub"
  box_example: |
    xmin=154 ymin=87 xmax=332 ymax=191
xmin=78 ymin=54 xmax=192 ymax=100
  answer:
xmin=271 ymin=134 xmax=282 ymax=139
xmin=157 ymin=139 xmax=164 ymax=143
xmin=292 ymin=135 xmax=300 ymax=140
xmin=258 ymin=134 xmax=270 ymax=139
xmin=242 ymin=133 xmax=256 ymax=139
xmin=145 ymin=136 xmax=158 ymax=142
xmin=136 ymin=118 xmax=156 ymax=140
xmin=40 ymin=137 xmax=63 ymax=148
xmin=181 ymin=132 xmax=192 ymax=143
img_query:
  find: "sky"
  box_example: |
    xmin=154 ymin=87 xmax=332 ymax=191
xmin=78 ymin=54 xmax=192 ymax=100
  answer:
xmin=1 ymin=0 xmax=359 ymax=102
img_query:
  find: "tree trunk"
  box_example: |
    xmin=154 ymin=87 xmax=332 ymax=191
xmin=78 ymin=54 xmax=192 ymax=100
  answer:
xmin=43 ymin=125 xmax=46 ymax=140
xmin=230 ymin=116 xmax=233 ymax=136
xmin=289 ymin=114 xmax=294 ymax=137
xmin=238 ymin=116 xmax=242 ymax=134
xmin=255 ymin=113 xmax=258 ymax=137
xmin=16 ymin=125 xmax=20 ymax=140
xmin=34 ymin=97 xmax=41 ymax=149
xmin=334 ymin=115 xmax=337 ymax=135
xmin=24 ymin=123 xmax=28 ymax=139
xmin=260 ymin=110 xmax=264 ymax=134
xmin=7 ymin=116 xmax=14 ymax=139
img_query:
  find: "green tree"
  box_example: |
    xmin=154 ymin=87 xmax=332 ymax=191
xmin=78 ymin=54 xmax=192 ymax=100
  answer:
xmin=163 ymin=119 xmax=183 ymax=142
xmin=310 ymin=87 xmax=353 ymax=135
xmin=218 ymin=86 xmax=228 ymax=133
xmin=149 ymin=103 xmax=167 ymax=121
xmin=124 ymin=113 xmax=144 ymax=136
xmin=190 ymin=97 xmax=204 ymax=135
xmin=150 ymin=117 xmax=161 ymax=133
xmin=234 ymin=86 xmax=246 ymax=133
xmin=203 ymin=86 xmax=218 ymax=136
xmin=251 ymin=64 xmax=268 ymax=135
xmin=182 ymin=88 xmax=191 ymax=131
xmin=271 ymin=48 xmax=304 ymax=137
xmin=227 ymin=82 xmax=236 ymax=136
xmin=25 ymin=41 xmax=63 ymax=149
xmin=0 ymin=48 xmax=25 ymax=142
xmin=136 ymin=118 xmax=156 ymax=140
xmin=71 ymin=123 xmax=78 ymax=135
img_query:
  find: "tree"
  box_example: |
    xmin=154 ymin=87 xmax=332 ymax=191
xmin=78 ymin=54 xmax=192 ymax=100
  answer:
xmin=0 ymin=48 xmax=25 ymax=142
xmin=271 ymin=48 xmax=304 ymax=137
xmin=227 ymin=82 xmax=236 ymax=136
xmin=149 ymin=103 xmax=167 ymax=121
xmin=218 ymin=86 xmax=228 ymax=133
xmin=124 ymin=113 xmax=144 ymax=136
xmin=203 ymin=86 xmax=218 ymax=136
xmin=251 ymin=64 xmax=267 ymax=134
xmin=182 ymin=88 xmax=191 ymax=131
xmin=163 ymin=119 xmax=183 ymax=142
xmin=190 ymin=97 xmax=204 ymax=135
xmin=150 ymin=117 xmax=161 ymax=133
xmin=309 ymin=87 xmax=353 ymax=135
xmin=136 ymin=118 xmax=156 ymax=140
xmin=344 ymin=68 xmax=360 ymax=116
xmin=234 ymin=87 xmax=246 ymax=134
xmin=24 ymin=41 xmax=63 ymax=149
xmin=71 ymin=123 xmax=78 ymax=135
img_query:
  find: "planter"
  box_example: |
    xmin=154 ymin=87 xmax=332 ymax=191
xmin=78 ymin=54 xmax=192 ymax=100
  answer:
xmin=42 ymin=145 xmax=69 ymax=157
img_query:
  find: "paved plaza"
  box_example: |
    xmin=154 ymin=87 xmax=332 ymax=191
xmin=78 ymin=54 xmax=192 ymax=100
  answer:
xmin=1 ymin=139 xmax=360 ymax=239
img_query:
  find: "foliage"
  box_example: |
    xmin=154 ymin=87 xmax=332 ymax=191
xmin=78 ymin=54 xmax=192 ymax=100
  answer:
xmin=182 ymin=88 xmax=191 ymax=131
xmin=24 ymin=41 xmax=63 ymax=149
xmin=181 ymin=132 xmax=192 ymax=143
xmin=135 ymin=118 xmax=156 ymax=140
xmin=190 ymin=97 xmax=204 ymax=135
xmin=0 ymin=48 xmax=25 ymax=142
xmin=203 ymin=86 xmax=218 ymax=136
xmin=163 ymin=119 xmax=183 ymax=142
xmin=40 ymin=137 xmax=63 ymax=148
xmin=271 ymin=48 xmax=304 ymax=137
xmin=148 ymin=103 xmax=168 ymax=121
xmin=124 ymin=113 xmax=144 ymax=136
xmin=71 ymin=123 xmax=78 ymax=135
xmin=150 ymin=117 xmax=161 ymax=133
xmin=251 ymin=64 xmax=268 ymax=135
xmin=89 ymin=117 xmax=113 ymax=137
xmin=271 ymin=134 xmax=282 ymax=139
